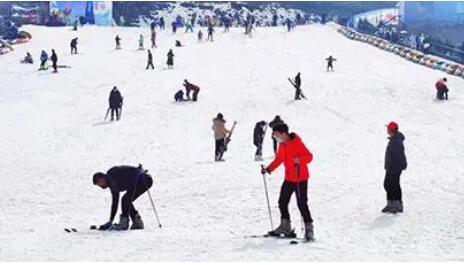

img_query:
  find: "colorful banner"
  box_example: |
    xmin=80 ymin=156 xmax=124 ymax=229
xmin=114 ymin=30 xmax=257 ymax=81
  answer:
xmin=49 ymin=1 xmax=112 ymax=26
xmin=353 ymin=8 xmax=399 ymax=29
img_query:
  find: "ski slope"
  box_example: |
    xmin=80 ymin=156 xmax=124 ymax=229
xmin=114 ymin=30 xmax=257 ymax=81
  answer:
xmin=0 ymin=23 xmax=463 ymax=261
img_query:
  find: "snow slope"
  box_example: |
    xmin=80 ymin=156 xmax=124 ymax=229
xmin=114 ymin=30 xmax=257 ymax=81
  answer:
xmin=0 ymin=23 xmax=464 ymax=261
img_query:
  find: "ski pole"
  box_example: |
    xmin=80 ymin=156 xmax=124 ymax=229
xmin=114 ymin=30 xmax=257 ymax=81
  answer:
xmin=104 ymin=107 xmax=110 ymax=121
xmin=145 ymin=185 xmax=162 ymax=228
xmin=261 ymin=165 xmax=273 ymax=231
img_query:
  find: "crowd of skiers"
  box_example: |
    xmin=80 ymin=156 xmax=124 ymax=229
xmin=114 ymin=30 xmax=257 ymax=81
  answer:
xmin=14 ymin=13 xmax=453 ymax=241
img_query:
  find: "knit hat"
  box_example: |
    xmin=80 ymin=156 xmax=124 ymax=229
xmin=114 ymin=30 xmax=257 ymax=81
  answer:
xmin=273 ymin=123 xmax=289 ymax=133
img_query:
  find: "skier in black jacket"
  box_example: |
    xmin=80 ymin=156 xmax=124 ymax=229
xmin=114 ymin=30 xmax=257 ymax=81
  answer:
xmin=115 ymin=35 xmax=121 ymax=49
xmin=109 ymin=86 xmax=123 ymax=121
xmin=50 ymin=49 xmax=58 ymax=73
xmin=294 ymin=72 xmax=302 ymax=100
xmin=382 ymin=121 xmax=407 ymax=214
xmin=269 ymin=115 xmax=284 ymax=154
xmin=167 ymin=49 xmax=174 ymax=69
xmin=70 ymin=38 xmax=78 ymax=54
xmin=253 ymin=121 xmax=267 ymax=161
xmin=93 ymin=165 xmax=153 ymax=230
xmin=146 ymin=49 xmax=154 ymax=70
xmin=326 ymin=55 xmax=336 ymax=72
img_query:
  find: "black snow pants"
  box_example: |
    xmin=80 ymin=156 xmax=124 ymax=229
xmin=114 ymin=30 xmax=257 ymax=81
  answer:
xmin=110 ymin=107 xmax=120 ymax=120
xmin=327 ymin=62 xmax=333 ymax=71
xmin=294 ymin=88 xmax=302 ymax=100
xmin=278 ymin=180 xmax=313 ymax=223
xmin=255 ymin=143 xmax=263 ymax=156
xmin=146 ymin=61 xmax=154 ymax=70
xmin=121 ymin=175 xmax=153 ymax=218
xmin=215 ymin=138 xmax=225 ymax=157
xmin=384 ymin=170 xmax=402 ymax=201
xmin=192 ymin=90 xmax=199 ymax=101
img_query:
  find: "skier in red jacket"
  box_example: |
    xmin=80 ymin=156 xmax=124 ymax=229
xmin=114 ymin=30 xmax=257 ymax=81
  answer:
xmin=435 ymin=77 xmax=448 ymax=100
xmin=261 ymin=123 xmax=315 ymax=241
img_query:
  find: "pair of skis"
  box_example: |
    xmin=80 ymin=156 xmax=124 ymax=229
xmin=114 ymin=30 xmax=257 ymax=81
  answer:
xmin=217 ymin=121 xmax=237 ymax=161
xmin=243 ymin=232 xmax=314 ymax=245
xmin=288 ymin=78 xmax=308 ymax=100
xmin=64 ymin=225 xmax=99 ymax=233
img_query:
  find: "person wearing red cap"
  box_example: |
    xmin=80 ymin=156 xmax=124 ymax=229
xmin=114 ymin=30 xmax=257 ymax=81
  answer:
xmin=261 ymin=123 xmax=315 ymax=241
xmin=383 ymin=121 xmax=407 ymax=214
xmin=435 ymin=78 xmax=449 ymax=100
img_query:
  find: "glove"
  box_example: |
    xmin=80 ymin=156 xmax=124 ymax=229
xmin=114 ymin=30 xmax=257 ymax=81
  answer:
xmin=261 ymin=167 xmax=270 ymax=175
xmin=98 ymin=221 xmax=112 ymax=231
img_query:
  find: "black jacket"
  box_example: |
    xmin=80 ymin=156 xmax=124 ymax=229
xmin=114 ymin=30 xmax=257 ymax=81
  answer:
xmin=167 ymin=51 xmax=174 ymax=65
xmin=295 ymin=74 xmax=301 ymax=88
xmin=253 ymin=122 xmax=266 ymax=146
xmin=51 ymin=52 xmax=57 ymax=63
xmin=109 ymin=89 xmax=122 ymax=108
xmin=106 ymin=166 xmax=145 ymax=221
xmin=70 ymin=38 xmax=78 ymax=47
xmin=385 ymin=132 xmax=407 ymax=172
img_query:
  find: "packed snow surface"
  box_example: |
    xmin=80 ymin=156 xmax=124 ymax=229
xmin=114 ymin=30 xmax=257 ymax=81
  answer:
xmin=1 ymin=23 xmax=463 ymax=261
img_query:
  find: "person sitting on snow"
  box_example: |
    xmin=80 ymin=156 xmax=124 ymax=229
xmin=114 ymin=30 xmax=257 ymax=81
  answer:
xmin=174 ymin=90 xmax=185 ymax=102
xmin=22 ymin=52 xmax=33 ymax=64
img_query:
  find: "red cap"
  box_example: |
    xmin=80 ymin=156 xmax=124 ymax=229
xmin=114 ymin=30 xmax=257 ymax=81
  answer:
xmin=386 ymin=121 xmax=398 ymax=130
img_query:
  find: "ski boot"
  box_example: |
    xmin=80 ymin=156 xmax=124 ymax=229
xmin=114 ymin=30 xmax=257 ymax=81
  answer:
xmin=130 ymin=213 xmax=144 ymax=230
xmin=268 ymin=219 xmax=296 ymax=238
xmin=111 ymin=215 xmax=129 ymax=231
xmin=381 ymin=200 xmax=393 ymax=213
xmin=254 ymin=155 xmax=263 ymax=161
xmin=390 ymin=200 xmax=403 ymax=214
xmin=304 ymin=222 xmax=315 ymax=241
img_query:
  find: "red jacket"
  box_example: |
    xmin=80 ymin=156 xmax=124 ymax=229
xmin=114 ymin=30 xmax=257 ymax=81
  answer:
xmin=267 ymin=133 xmax=313 ymax=183
xmin=435 ymin=79 xmax=447 ymax=90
